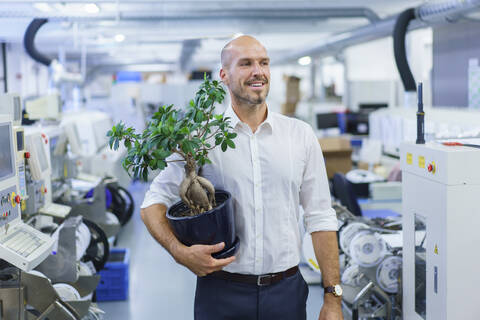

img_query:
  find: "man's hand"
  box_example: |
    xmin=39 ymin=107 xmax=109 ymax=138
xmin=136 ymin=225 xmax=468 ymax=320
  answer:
xmin=318 ymin=297 xmax=343 ymax=320
xmin=176 ymin=242 xmax=236 ymax=277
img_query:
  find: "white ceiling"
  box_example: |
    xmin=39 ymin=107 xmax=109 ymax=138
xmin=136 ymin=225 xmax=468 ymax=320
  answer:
xmin=0 ymin=0 xmax=426 ymax=73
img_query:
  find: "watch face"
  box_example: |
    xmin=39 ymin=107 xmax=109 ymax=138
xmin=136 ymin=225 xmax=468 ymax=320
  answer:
xmin=334 ymin=285 xmax=343 ymax=296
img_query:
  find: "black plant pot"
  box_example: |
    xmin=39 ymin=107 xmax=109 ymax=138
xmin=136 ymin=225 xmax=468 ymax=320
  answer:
xmin=166 ymin=190 xmax=239 ymax=259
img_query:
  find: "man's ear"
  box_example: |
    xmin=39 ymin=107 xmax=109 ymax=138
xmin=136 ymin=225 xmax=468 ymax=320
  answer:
xmin=219 ymin=68 xmax=228 ymax=85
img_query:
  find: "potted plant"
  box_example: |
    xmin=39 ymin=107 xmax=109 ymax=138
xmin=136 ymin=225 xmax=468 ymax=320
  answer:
xmin=107 ymin=77 xmax=239 ymax=258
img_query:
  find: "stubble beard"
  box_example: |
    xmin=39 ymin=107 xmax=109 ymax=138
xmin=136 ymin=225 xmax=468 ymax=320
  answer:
xmin=231 ymin=83 xmax=270 ymax=107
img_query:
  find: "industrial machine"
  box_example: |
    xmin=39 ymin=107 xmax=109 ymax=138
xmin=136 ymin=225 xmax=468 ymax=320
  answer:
xmin=0 ymin=115 xmax=54 ymax=271
xmin=401 ymin=140 xmax=480 ymax=320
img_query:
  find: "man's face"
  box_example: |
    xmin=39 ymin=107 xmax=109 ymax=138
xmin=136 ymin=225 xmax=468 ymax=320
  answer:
xmin=221 ymin=41 xmax=270 ymax=107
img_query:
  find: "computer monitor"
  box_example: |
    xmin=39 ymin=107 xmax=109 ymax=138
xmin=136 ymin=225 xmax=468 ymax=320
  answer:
xmin=26 ymin=133 xmax=51 ymax=181
xmin=63 ymin=122 xmax=83 ymax=156
xmin=0 ymin=94 xmax=22 ymax=126
xmin=93 ymin=117 xmax=112 ymax=152
xmin=0 ymin=118 xmax=15 ymax=183
xmin=316 ymin=112 xmax=340 ymax=130
xmin=25 ymin=93 xmax=62 ymax=120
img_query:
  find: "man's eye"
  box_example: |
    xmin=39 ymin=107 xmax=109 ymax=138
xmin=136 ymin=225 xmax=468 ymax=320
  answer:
xmin=240 ymin=62 xmax=250 ymax=66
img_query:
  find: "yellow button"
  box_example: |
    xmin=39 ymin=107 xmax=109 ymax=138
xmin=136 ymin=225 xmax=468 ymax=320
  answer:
xmin=11 ymin=192 xmax=16 ymax=208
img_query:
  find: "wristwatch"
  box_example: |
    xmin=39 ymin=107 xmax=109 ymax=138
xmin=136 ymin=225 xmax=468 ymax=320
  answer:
xmin=324 ymin=284 xmax=343 ymax=297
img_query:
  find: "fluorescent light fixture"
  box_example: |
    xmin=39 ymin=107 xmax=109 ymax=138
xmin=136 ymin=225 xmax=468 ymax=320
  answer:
xmin=114 ymin=34 xmax=125 ymax=42
xmin=298 ymin=56 xmax=311 ymax=66
xmin=84 ymin=3 xmax=100 ymax=14
xmin=33 ymin=3 xmax=53 ymax=12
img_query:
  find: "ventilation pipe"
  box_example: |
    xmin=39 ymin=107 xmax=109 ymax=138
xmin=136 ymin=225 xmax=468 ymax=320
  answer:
xmin=273 ymin=0 xmax=480 ymax=65
xmin=393 ymin=8 xmax=417 ymax=107
xmin=23 ymin=19 xmax=83 ymax=86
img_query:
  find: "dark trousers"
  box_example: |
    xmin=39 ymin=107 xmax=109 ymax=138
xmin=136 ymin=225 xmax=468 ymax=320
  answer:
xmin=194 ymin=269 xmax=309 ymax=320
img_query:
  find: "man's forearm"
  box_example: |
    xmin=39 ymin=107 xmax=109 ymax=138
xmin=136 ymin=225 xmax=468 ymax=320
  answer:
xmin=311 ymin=231 xmax=340 ymax=288
xmin=140 ymin=204 xmax=185 ymax=261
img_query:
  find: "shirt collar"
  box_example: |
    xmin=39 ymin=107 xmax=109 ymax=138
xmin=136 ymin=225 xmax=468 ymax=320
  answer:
xmin=224 ymin=105 xmax=274 ymax=133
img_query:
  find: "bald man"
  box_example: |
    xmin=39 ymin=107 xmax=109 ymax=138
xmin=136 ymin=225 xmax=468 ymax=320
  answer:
xmin=140 ymin=35 xmax=343 ymax=320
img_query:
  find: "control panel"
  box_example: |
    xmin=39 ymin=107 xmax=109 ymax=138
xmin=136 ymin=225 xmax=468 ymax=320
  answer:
xmin=0 ymin=185 xmax=21 ymax=226
xmin=17 ymin=162 xmax=27 ymax=199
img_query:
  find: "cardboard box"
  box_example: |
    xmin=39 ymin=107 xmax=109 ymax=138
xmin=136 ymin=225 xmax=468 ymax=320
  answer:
xmin=318 ymin=137 xmax=352 ymax=179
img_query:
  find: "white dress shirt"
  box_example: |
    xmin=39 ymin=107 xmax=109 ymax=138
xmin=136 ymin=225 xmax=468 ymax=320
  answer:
xmin=141 ymin=106 xmax=338 ymax=275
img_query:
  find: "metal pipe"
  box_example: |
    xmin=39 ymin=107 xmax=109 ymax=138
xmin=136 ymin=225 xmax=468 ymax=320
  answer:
xmin=1 ymin=43 xmax=7 ymax=93
xmin=273 ymin=0 xmax=480 ymax=64
xmin=352 ymin=281 xmax=375 ymax=320
xmin=0 ymin=8 xmax=380 ymax=22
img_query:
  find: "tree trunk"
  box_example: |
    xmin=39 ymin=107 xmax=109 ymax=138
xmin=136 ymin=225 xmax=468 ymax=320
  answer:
xmin=179 ymin=157 xmax=216 ymax=215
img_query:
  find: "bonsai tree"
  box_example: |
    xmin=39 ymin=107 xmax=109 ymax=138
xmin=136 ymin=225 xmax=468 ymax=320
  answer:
xmin=107 ymin=77 xmax=237 ymax=216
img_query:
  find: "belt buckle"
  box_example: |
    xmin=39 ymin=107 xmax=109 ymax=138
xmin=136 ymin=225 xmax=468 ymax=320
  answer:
xmin=257 ymin=274 xmax=272 ymax=286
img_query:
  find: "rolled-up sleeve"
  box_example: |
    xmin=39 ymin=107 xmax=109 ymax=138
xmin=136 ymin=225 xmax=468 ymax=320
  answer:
xmin=140 ymin=154 xmax=186 ymax=209
xmin=300 ymin=127 xmax=338 ymax=234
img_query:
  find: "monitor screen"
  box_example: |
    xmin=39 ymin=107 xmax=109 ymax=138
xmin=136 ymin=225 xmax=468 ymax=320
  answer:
xmin=34 ymin=135 xmax=49 ymax=172
xmin=316 ymin=112 xmax=339 ymax=130
xmin=16 ymin=131 xmax=24 ymax=152
xmin=0 ymin=123 xmax=14 ymax=181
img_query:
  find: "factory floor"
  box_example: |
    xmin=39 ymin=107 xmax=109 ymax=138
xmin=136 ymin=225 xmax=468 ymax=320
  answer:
xmin=98 ymin=181 xmax=326 ymax=320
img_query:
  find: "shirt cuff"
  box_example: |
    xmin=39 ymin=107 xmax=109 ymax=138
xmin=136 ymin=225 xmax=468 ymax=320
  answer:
xmin=304 ymin=207 xmax=339 ymax=234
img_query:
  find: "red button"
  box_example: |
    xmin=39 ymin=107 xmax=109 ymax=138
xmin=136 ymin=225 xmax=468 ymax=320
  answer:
xmin=15 ymin=195 xmax=21 ymax=204
xmin=44 ymin=188 xmax=47 ymax=194
xmin=24 ymin=152 xmax=30 ymax=159
xmin=428 ymin=164 xmax=433 ymax=172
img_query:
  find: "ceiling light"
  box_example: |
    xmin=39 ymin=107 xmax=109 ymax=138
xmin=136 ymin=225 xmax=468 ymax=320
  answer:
xmin=84 ymin=3 xmax=100 ymax=14
xmin=33 ymin=3 xmax=52 ymax=12
xmin=114 ymin=34 xmax=125 ymax=42
xmin=298 ymin=56 xmax=311 ymax=66
xmin=233 ymin=33 xmax=244 ymax=39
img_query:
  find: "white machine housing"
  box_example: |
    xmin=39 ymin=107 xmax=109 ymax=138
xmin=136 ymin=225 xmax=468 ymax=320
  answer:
xmin=62 ymin=111 xmax=131 ymax=187
xmin=0 ymin=93 xmax=22 ymax=126
xmin=401 ymin=140 xmax=480 ymax=320
xmin=0 ymin=116 xmax=54 ymax=271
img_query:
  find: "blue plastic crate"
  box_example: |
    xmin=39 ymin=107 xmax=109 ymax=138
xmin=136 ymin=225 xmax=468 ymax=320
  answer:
xmin=96 ymin=248 xmax=130 ymax=301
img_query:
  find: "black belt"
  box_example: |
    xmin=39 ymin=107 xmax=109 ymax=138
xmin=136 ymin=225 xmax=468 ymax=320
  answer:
xmin=209 ymin=266 xmax=299 ymax=287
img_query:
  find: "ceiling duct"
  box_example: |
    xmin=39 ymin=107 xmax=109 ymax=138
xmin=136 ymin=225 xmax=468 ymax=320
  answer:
xmin=273 ymin=0 xmax=480 ymax=64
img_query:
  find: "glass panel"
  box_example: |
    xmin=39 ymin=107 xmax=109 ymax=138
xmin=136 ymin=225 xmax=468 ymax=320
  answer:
xmin=0 ymin=124 xmax=14 ymax=181
xmin=415 ymin=214 xmax=427 ymax=319
xmin=34 ymin=135 xmax=49 ymax=172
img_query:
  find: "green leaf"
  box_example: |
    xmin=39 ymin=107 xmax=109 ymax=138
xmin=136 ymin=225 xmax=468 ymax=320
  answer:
xmin=113 ymin=139 xmax=119 ymax=150
xmin=221 ymin=141 xmax=227 ymax=152
xmin=226 ymin=139 xmax=235 ymax=149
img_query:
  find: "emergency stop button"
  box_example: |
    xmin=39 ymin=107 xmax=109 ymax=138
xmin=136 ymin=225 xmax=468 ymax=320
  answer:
xmin=15 ymin=195 xmax=21 ymax=204
xmin=427 ymin=162 xmax=436 ymax=174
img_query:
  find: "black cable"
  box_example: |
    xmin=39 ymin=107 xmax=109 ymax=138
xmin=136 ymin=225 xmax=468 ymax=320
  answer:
xmin=116 ymin=185 xmax=134 ymax=226
xmin=81 ymin=219 xmax=110 ymax=271
xmin=23 ymin=19 xmax=52 ymax=67
xmin=393 ymin=8 xmax=417 ymax=92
